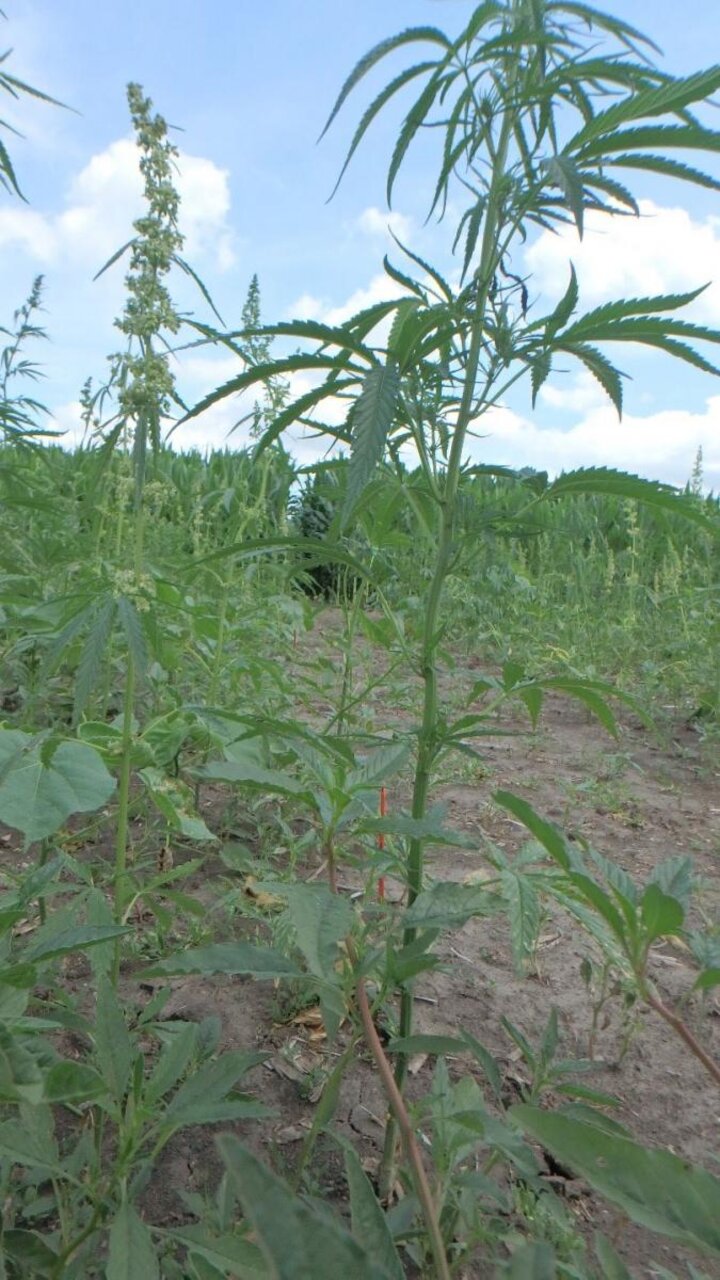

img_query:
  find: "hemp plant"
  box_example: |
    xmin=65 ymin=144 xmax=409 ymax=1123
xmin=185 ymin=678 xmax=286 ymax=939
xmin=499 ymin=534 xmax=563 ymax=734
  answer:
xmin=80 ymin=85 xmax=184 ymax=958
xmin=41 ymin=85 xmax=217 ymax=972
xmin=182 ymin=0 xmax=720 ymax=1253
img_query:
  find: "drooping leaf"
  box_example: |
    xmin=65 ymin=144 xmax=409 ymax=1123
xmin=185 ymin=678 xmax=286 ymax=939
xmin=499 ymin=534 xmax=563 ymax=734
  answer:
xmin=140 ymin=767 xmax=217 ymax=841
xmin=143 ymin=942 xmax=303 ymax=980
xmin=24 ymin=925 xmax=131 ymax=964
xmin=343 ymin=359 xmax=401 ymax=524
xmin=164 ymin=1051 xmax=269 ymax=1129
xmin=197 ymin=759 xmax=309 ymax=799
xmin=641 ymin=884 xmax=684 ymax=942
xmin=546 ymin=155 xmax=586 ymax=236
xmin=540 ymin=468 xmax=716 ymax=529
xmin=340 ymin=1138 xmax=404 ymax=1279
xmin=493 ymin=792 xmax=573 ymax=870
xmin=403 ymin=880 xmax=502 ymax=929
xmin=218 ymin=1137 xmax=391 ymax=1279
xmin=501 ymin=869 xmax=541 ymax=974
xmin=0 ymin=1027 xmax=43 ymax=1103
xmin=94 ymin=976 xmax=133 ymax=1109
xmin=513 ymin=1106 xmax=720 ymax=1256
xmin=319 ymin=27 xmax=450 ymax=142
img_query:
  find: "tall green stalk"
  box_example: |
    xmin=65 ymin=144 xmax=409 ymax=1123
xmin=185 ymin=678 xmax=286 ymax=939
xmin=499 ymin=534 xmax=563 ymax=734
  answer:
xmin=102 ymin=87 xmax=184 ymax=977
xmin=382 ymin=102 xmax=518 ymax=1187
xmin=191 ymin=0 xmax=720 ymax=1223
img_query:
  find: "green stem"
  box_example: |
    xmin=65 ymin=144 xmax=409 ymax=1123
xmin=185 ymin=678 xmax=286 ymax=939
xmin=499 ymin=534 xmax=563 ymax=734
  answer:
xmin=643 ymin=982 xmax=720 ymax=1087
xmin=208 ymin=583 xmax=229 ymax=704
xmin=380 ymin=70 xmax=518 ymax=1195
xmin=37 ymin=838 xmax=50 ymax=924
xmin=52 ymin=1204 xmax=105 ymax=1277
xmin=112 ymin=651 xmax=136 ymax=982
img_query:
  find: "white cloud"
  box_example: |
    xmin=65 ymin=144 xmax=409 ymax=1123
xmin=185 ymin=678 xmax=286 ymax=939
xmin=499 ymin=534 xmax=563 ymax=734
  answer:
xmin=0 ymin=138 xmax=236 ymax=273
xmin=356 ymin=206 xmax=413 ymax=242
xmin=286 ymin=293 xmax=325 ymax=321
xmin=180 ymin=352 xmax=244 ymax=392
xmin=525 ymin=200 xmax=720 ymax=322
xmin=471 ymin=397 xmax=720 ymax=489
xmin=0 ymin=208 xmax=58 ymax=263
xmin=288 ymin=271 xmax=406 ymax=328
xmin=538 ymin=369 xmax=609 ymax=414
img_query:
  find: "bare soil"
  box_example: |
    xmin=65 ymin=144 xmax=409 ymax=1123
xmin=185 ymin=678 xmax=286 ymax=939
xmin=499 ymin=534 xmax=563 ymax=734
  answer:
xmin=4 ymin=612 xmax=720 ymax=1277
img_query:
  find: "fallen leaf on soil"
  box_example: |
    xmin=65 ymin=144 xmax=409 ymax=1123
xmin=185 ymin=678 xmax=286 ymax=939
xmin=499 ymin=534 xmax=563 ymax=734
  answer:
xmin=243 ymin=877 xmax=284 ymax=911
xmin=463 ymin=868 xmax=495 ymax=885
xmin=290 ymin=1006 xmax=324 ymax=1030
xmin=13 ymin=918 xmax=37 ymax=936
xmin=274 ymin=1122 xmax=311 ymax=1144
xmin=538 ymin=932 xmax=561 ymax=948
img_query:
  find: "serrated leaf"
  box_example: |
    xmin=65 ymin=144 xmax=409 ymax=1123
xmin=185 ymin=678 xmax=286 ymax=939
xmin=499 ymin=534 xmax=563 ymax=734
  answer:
xmin=513 ymin=1105 xmax=720 ymax=1256
xmin=541 ymin=467 xmax=715 ymax=528
xmin=2 ymin=1230 xmax=60 ymax=1273
xmin=558 ymin=342 xmax=624 ymax=414
xmin=117 ymin=594 xmax=148 ymax=676
xmin=493 ymin=792 xmax=573 ymax=870
xmin=25 ymin=925 xmax=131 ymax=964
xmin=73 ymin=595 xmax=116 ymax=722
xmin=146 ymin=1023 xmax=198 ymax=1106
xmin=164 ymin=1051 xmax=268 ymax=1128
xmin=260 ymin=883 xmax=352 ymax=982
xmin=218 ymin=1137 xmax=391 ymax=1279
xmin=347 ymin=740 xmax=410 ymax=788
xmin=159 ymin=1225 xmax=265 ymax=1277
xmin=360 ymin=810 xmax=475 ymax=848
xmin=647 ymin=856 xmax=693 ymax=908
xmin=403 ymin=880 xmax=502 ymax=929
xmin=694 ymin=968 xmax=720 ymax=992
xmin=143 ymin=942 xmax=303 ymax=980
xmin=501 ymin=869 xmax=540 ymax=974
xmin=340 ymin=1138 xmax=404 ymax=1279
xmin=43 ymin=1060 xmax=108 ymax=1103
xmin=546 ymin=155 xmax=586 ymax=236
xmin=197 ymin=759 xmax=308 ymax=798
xmin=107 ymin=1202 xmax=159 ymax=1280
xmin=594 ymin=1232 xmax=633 ymax=1279
xmin=503 ymin=1241 xmax=556 ymax=1279
xmin=343 ymin=360 xmax=400 ymax=524
xmin=641 ymin=884 xmax=684 ymax=941
xmin=94 ymin=976 xmax=133 ymax=1108
xmin=319 ymin=26 xmax=449 ymax=142
xmin=568 ymin=66 xmax=720 ymax=151
xmin=0 ymin=1118 xmax=62 ymax=1174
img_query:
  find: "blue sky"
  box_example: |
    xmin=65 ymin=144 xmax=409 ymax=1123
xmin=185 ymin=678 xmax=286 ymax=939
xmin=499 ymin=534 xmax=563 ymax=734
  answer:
xmin=2 ymin=0 xmax=720 ymax=485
